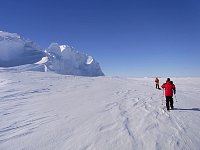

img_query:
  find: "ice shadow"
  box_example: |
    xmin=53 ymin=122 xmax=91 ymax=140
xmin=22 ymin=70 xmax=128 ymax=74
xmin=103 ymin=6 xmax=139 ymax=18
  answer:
xmin=174 ymin=108 xmax=200 ymax=111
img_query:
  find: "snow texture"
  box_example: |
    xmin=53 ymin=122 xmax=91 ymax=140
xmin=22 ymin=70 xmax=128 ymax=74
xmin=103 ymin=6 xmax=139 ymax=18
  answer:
xmin=0 ymin=71 xmax=200 ymax=150
xmin=0 ymin=31 xmax=104 ymax=77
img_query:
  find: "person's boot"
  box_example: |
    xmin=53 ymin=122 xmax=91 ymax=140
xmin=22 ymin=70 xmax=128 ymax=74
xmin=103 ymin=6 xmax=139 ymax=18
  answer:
xmin=166 ymin=102 xmax=170 ymax=111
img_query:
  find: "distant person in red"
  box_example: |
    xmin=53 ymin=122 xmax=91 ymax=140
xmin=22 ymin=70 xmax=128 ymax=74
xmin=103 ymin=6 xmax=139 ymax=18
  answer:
xmin=161 ymin=78 xmax=176 ymax=110
xmin=155 ymin=77 xmax=160 ymax=89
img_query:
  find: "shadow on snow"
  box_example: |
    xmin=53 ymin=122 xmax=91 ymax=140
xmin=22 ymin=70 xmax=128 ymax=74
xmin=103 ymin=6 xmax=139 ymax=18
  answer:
xmin=174 ymin=108 xmax=200 ymax=111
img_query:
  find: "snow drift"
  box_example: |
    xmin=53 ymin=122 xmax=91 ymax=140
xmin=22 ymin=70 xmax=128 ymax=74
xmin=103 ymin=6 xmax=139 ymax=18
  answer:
xmin=0 ymin=31 xmax=45 ymax=67
xmin=0 ymin=31 xmax=104 ymax=76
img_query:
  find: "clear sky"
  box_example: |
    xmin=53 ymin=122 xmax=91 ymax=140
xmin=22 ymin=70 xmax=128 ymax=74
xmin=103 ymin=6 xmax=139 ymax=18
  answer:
xmin=0 ymin=0 xmax=200 ymax=77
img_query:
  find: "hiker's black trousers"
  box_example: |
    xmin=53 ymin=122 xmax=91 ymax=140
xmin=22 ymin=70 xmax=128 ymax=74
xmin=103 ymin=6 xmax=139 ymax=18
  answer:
xmin=156 ymin=84 xmax=159 ymax=89
xmin=166 ymin=96 xmax=173 ymax=110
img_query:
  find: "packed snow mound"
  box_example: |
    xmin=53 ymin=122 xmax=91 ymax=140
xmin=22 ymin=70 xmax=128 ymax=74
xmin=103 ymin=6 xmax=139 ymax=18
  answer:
xmin=45 ymin=43 xmax=104 ymax=76
xmin=0 ymin=31 xmax=46 ymax=67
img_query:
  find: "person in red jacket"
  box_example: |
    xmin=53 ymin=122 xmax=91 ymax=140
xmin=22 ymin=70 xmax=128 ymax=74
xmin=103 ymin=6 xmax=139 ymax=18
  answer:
xmin=155 ymin=77 xmax=160 ymax=89
xmin=161 ymin=78 xmax=176 ymax=110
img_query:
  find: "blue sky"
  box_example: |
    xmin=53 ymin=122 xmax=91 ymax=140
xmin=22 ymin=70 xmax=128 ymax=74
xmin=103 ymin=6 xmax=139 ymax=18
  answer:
xmin=0 ymin=0 xmax=200 ymax=77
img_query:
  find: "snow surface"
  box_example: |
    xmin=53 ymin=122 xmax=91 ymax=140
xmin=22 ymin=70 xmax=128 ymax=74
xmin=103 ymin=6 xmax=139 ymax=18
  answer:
xmin=0 ymin=71 xmax=200 ymax=150
xmin=35 ymin=57 xmax=48 ymax=65
xmin=0 ymin=31 xmax=104 ymax=77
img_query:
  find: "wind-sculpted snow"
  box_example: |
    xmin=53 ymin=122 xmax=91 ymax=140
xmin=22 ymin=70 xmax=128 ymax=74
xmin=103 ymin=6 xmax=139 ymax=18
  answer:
xmin=0 ymin=72 xmax=200 ymax=150
xmin=0 ymin=31 xmax=104 ymax=76
xmin=45 ymin=43 xmax=104 ymax=76
xmin=0 ymin=31 xmax=45 ymax=67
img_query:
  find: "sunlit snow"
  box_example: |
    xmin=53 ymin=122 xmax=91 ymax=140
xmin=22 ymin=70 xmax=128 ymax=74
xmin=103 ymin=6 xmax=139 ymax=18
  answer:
xmin=86 ymin=56 xmax=93 ymax=64
xmin=0 ymin=71 xmax=200 ymax=150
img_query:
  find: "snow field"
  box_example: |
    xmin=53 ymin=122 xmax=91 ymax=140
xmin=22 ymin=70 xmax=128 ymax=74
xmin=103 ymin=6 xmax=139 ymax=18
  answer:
xmin=0 ymin=72 xmax=200 ymax=150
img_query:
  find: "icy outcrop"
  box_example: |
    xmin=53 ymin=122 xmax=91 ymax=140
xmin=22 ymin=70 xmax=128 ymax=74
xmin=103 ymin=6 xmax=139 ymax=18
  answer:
xmin=45 ymin=43 xmax=104 ymax=76
xmin=0 ymin=31 xmax=104 ymax=76
xmin=0 ymin=31 xmax=45 ymax=67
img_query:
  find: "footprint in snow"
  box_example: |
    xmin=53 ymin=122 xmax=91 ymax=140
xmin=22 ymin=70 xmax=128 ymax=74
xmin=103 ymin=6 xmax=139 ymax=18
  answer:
xmin=104 ymin=102 xmax=118 ymax=111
